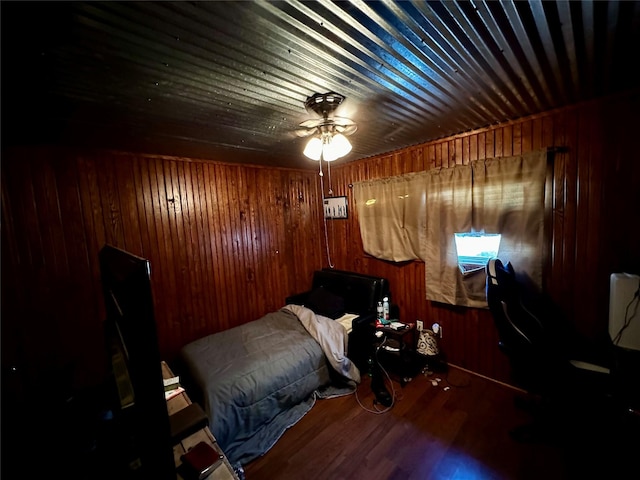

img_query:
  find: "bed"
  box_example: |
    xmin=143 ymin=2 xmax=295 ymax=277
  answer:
xmin=175 ymin=269 xmax=389 ymax=467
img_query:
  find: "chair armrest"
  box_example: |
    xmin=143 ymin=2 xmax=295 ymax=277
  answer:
xmin=569 ymin=359 xmax=610 ymax=375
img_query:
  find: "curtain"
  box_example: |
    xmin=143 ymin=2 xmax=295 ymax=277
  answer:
xmin=471 ymin=152 xmax=547 ymax=291
xmin=422 ymin=165 xmax=474 ymax=305
xmin=353 ymin=150 xmax=548 ymax=308
xmin=353 ymin=172 xmax=427 ymax=262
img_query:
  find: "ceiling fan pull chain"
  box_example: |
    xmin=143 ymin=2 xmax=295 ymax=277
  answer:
xmin=318 ymin=158 xmax=334 ymax=268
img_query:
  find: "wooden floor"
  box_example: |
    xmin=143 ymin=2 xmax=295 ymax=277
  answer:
xmin=243 ymin=365 xmax=638 ymax=480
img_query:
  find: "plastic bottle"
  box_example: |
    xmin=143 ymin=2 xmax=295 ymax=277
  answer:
xmin=382 ymin=296 xmax=390 ymax=322
xmin=377 ymin=301 xmax=384 ymax=323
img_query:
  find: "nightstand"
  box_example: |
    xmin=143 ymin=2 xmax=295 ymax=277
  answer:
xmin=373 ymin=322 xmax=420 ymax=383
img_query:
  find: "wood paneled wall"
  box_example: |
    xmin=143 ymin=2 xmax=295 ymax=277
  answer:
xmin=2 ymin=89 xmax=639 ymax=395
xmin=326 ymin=89 xmax=640 ymax=383
xmin=1 ymin=150 xmax=325 ymax=390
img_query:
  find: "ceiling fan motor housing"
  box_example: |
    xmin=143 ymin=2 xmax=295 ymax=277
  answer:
xmin=305 ymin=92 xmax=345 ymax=118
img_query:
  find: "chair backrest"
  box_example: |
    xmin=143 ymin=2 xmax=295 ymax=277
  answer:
xmin=485 ymin=258 xmax=551 ymax=387
xmin=487 ymin=258 xmax=617 ymax=398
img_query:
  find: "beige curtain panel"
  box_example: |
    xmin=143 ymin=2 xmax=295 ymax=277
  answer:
xmin=352 ymin=172 xmax=427 ymax=262
xmin=353 ymin=150 xmax=548 ymax=308
xmin=471 ymin=152 xmax=547 ymax=291
xmin=423 ymin=164 xmax=475 ymax=306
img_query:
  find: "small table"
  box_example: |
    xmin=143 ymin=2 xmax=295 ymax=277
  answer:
xmin=373 ymin=322 xmax=420 ymax=383
xmin=162 ymin=362 xmax=240 ymax=480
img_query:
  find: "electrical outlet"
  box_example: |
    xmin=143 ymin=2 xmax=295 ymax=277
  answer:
xmin=416 ymin=320 xmax=423 ymax=331
xmin=432 ymin=323 xmax=442 ymax=338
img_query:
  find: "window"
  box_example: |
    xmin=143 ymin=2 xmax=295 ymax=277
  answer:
xmin=454 ymin=232 xmax=501 ymax=275
xmin=353 ymin=150 xmax=549 ymax=307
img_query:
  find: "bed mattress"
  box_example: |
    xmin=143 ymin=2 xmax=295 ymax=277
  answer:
xmin=177 ymin=306 xmax=355 ymax=465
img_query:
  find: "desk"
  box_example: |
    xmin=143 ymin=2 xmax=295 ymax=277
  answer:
xmin=162 ymin=362 xmax=240 ymax=480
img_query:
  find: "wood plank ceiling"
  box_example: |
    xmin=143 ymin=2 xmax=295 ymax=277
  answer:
xmin=2 ymin=1 xmax=639 ymax=168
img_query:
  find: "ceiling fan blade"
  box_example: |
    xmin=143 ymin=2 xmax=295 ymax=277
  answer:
xmin=295 ymin=115 xmax=356 ymax=137
xmin=298 ymin=119 xmax=323 ymax=129
xmin=331 ymin=116 xmax=356 ymax=127
xmin=335 ymin=124 xmax=358 ymax=136
xmin=294 ymin=128 xmax=315 ymax=138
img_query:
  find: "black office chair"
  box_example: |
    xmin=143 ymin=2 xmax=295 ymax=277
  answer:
xmin=485 ymin=258 xmax=613 ymax=441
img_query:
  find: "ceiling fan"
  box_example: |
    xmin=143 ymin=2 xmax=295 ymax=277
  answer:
xmin=295 ymin=92 xmax=357 ymax=139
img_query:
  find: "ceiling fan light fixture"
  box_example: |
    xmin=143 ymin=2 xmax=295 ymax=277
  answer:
xmin=304 ymin=132 xmax=352 ymax=162
xmin=322 ymin=138 xmax=340 ymax=162
xmin=328 ymin=133 xmax=352 ymax=158
xmin=303 ymin=136 xmax=323 ymax=160
xmin=299 ymin=91 xmax=356 ymax=162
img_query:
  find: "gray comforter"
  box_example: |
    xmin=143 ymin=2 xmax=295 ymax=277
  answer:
xmin=177 ymin=305 xmax=360 ymax=466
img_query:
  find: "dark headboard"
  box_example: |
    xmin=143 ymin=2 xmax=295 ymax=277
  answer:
xmin=286 ymin=268 xmax=389 ymax=316
xmin=285 ymin=269 xmax=392 ymax=371
xmin=310 ymin=269 xmax=389 ymax=315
